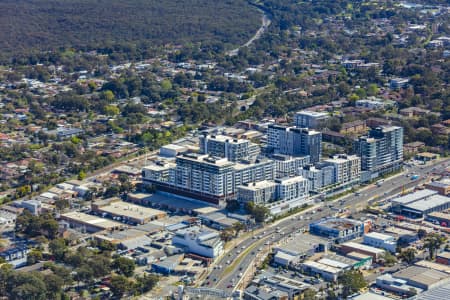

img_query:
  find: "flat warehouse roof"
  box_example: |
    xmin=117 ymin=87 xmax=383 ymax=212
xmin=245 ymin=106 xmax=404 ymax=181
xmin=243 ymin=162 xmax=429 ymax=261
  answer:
xmin=342 ymin=242 xmax=385 ymax=254
xmin=404 ymin=195 xmax=450 ymax=212
xmin=392 ymin=189 xmax=438 ymax=205
xmin=96 ymin=200 xmax=166 ymax=220
xmin=302 ymin=261 xmax=341 ymax=274
xmin=61 ymin=212 xmax=123 ymax=229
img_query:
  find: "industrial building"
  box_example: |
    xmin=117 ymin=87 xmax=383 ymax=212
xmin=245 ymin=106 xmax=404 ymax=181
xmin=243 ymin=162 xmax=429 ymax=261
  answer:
xmin=376 ymin=273 xmax=422 ymax=296
xmin=301 ymin=261 xmax=341 ymax=281
xmin=339 ymin=241 xmax=385 ymax=261
xmin=391 ymin=189 xmax=438 ymax=212
xmin=94 ymin=228 xmax=152 ymax=249
xmin=60 ymin=211 xmax=125 ymax=233
xmin=245 ymin=272 xmax=310 ymax=300
xmin=413 ymin=282 xmax=450 ymax=300
xmin=309 ymin=218 xmax=365 ymax=243
xmin=425 ymin=178 xmax=450 ymax=196
xmin=390 ymin=189 xmax=450 ymax=218
xmin=400 ymin=194 xmax=450 ymax=218
xmin=345 ymin=252 xmax=373 ymax=269
xmin=436 ymin=252 xmax=450 ymax=266
xmin=91 ymin=198 xmax=167 ymax=225
xmin=273 ymin=234 xmax=330 ymax=267
xmin=363 ymin=232 xmax=397 ymax=253
xmin=389 ymin=266 xmax=450 ymax=291
xmin=426 ymin=212 xmax=450 ymax=227
xmin=172 ymin=226 xmax=223 ymax=258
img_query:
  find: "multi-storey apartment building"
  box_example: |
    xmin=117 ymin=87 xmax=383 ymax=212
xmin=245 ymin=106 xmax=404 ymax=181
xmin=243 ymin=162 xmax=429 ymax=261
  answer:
xmin=294 ymin=110 xmax=329 ymax=129
xmin=267 ymin=124 xmax=322 ymax=163
xmin=354 ymin=126 xmax=403 ymax=178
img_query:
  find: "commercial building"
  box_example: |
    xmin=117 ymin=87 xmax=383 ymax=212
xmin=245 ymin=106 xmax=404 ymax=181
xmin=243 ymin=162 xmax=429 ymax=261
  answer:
xmin=172 ymin=226 xmax=223 ymax=258
xmin=91 ymin=198 xmax=167 ymax=225
xmin=267 ymin=125 xmax=322 ymax=163
xmin=363 ymin=232 xmax=397 ymax=253
xmin=294 ymin=110 xmax=329 ymax=129
xmin=273 ymin=234 xmax=330 ymax=267
xmin=354 ymin=126 xmax=403 ymax=178
xmin=60 ymin=212 xmax=125 ymax=233
xmin=199 ymin=134 xmax=260 ymax=162
xmin=142 ymin=152 xmax=275 ymax=205
xmin=425 ymin=179 xmax=450 ymax=196
xmin=339 ymin=241 xmax=385 ymax=261
xmin=309 ymin=218 xmax=364 ymax=243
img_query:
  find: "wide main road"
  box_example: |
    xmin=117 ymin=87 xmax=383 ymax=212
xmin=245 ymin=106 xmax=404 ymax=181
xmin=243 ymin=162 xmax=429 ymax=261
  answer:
xmin=207 ymin=158 xmax=450 ymax=293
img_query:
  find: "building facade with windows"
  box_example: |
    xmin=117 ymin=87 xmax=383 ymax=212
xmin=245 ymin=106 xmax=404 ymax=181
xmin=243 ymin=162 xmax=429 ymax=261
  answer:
xmin=199 ymin=134 xmax=260 ymax=162
xmin=267 ymin=124 xmax=322 ymax=163
xmin=172 ymin=226 xmax=224 ymax=258
xmin=354 ymin=126 xmax=403 ymax=178
xmin=294 ymin=110 xmax=329 ymax=129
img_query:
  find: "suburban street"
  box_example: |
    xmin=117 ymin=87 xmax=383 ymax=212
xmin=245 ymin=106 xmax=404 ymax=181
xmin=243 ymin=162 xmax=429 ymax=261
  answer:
xmin=205 ymin=158 xmax=450 ymax=294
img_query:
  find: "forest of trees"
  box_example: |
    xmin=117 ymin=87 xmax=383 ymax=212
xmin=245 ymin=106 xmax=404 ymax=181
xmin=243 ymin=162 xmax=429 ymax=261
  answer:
xmin=0 ymin=0 xmax=261 ymax=62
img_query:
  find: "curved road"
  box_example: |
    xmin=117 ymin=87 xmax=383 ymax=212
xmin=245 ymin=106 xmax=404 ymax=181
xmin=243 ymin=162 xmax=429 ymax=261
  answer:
xmin=227 ymin=7 xmax=271 ymax=56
